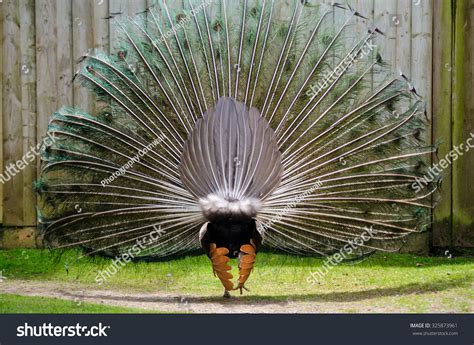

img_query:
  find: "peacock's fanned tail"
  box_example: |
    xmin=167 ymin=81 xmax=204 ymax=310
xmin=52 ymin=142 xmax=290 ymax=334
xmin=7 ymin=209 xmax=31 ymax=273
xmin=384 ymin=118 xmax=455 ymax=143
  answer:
xmin=37 ymin=0 xmax=437 ymax=259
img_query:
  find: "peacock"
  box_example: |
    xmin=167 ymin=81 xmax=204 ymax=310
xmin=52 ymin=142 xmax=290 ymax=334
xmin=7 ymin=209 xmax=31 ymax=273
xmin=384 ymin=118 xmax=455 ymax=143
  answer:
xmin=36 ymin=0 xmax=437 ymax=297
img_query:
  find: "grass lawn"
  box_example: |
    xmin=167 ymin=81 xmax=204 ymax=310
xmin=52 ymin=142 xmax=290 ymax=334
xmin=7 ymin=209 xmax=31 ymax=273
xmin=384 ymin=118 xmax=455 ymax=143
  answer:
xmin=0 ymin=294 xmax=151 ymax=313
xmin=0 ymin=249 xmax=472 ymax=313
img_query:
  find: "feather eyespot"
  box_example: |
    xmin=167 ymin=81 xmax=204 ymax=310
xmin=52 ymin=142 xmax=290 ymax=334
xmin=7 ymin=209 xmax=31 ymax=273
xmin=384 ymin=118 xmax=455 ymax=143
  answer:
xmin=212 ymin=21 xmax=222 ymax=32
xmin=176 ymin=13 xmax=186 ymax=23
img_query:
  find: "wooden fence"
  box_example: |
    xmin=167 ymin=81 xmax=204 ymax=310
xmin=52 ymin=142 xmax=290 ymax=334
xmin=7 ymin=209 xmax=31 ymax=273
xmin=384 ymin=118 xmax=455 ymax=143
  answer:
xmin=1 ymin=0 xmax=473 ymax=251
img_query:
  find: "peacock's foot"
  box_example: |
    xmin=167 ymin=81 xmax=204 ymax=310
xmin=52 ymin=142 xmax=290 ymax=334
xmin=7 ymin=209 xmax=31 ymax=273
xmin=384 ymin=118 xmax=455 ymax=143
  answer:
xmin=233 ymin=284 xmax=250 ymax=295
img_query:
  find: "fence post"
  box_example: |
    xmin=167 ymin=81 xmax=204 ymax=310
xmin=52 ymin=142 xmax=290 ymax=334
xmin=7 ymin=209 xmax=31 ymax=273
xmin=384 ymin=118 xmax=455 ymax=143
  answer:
xmin=432 ymin=0 xmax=453 ymax=249
xmin=452 ymin=0 xmax=474 ymax=248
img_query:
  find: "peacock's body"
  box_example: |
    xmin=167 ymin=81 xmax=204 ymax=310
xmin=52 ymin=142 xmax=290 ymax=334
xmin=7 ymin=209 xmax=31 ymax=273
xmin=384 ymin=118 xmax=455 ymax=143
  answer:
xmin=37 ymin=0 xmax=437 ymax=295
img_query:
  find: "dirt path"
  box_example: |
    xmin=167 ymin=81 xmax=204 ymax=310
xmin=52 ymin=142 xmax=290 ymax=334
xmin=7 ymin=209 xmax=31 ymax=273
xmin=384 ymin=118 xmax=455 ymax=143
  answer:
xmin=0 ymin=280 xmax=408 ymax=313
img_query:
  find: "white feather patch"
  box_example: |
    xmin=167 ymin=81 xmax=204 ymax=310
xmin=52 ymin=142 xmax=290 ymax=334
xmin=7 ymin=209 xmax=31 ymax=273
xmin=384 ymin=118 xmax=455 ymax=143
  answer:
xmin=199 ymin=194 xmax=261 ymax=220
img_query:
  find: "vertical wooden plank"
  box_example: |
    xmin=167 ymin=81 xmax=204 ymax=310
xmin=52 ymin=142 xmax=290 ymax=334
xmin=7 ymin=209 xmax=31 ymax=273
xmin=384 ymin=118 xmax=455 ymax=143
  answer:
xmin=36 ymin=0 xmax=58 ymax=158
xmin=432 ymin=0 xmax=452 ymax=247
xmin=411 ymin=0 xmax=432 ymax=128
xmin=398 ymin=0 xmax=429 ymax=254
xmin=374 ymin=0 xmax=396 ymax=67
xmin=452 ymin=0 xmax=474 ymax=248
xmin=73 ymin=0 xmax=109 ymax=115
xmin=461 ymin=0 xmax=474 ymax=247
xmin=73 ymin=0 xmax=95 ymax=114
xmin=36 ymin=0 xmax=73 ymax=156
xmin=95 ymin=0 xmax=111 ymax=118
xmin=373 ymin=0 xmax=396 ymax=108
xmin=0 ymin=0 xmax=4 ymax=224
xmin=411 ymin=0 xmax=432 ymax=252
xmin=35 ymin=0 xmax=73 ymax=229
xmin=334 ymin=0 xmax=366 ymax=87
xmin=355 ymin=0 xmax=374 ymax=89
xmin=395 ymin=0 xmax=411 ymax=74
xmin=355 ymin=0 xmax=374 ymax=33
xmin=56 ymin=0 xmax=74 ymax=107
xmin=3 ymin=1 xmax=23 ymax=225
xmin=93 ymin=0 xmax=110 ymax=53
xmin=109 ymin=0 xmax=147 ymax=53
xmin=20 ymin=0 xmax=37 ymax=225
xmin=356 ymin=0 xmax=374 ymax=20
xmin=373 ymin=1 xmax=426 ymax=253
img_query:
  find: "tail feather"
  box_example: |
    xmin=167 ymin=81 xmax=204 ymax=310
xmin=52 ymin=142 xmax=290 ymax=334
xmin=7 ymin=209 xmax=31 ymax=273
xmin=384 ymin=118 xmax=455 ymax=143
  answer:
xmin=37 ymin=1 xmax=436 ymax=258
xmin=179 ymin=97 xmax=282 ymax=202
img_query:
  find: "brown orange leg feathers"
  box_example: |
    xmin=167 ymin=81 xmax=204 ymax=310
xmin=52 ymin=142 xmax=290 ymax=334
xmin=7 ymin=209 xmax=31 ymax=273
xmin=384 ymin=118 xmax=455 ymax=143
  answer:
xmin=209 ymin=240 xmax=257 ymax=297
xmin=209 ymin=244 xmax=234 ymax=297
xmin=234 ymin=241 xmax=257 ymax=294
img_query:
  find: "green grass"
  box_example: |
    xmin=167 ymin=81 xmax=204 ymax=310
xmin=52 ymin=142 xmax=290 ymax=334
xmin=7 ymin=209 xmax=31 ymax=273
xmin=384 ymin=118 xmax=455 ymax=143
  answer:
xmin=0 ymin=294 xmax=152 ymax=313
xmin=0 ymin=249 xmax=473 ymax=313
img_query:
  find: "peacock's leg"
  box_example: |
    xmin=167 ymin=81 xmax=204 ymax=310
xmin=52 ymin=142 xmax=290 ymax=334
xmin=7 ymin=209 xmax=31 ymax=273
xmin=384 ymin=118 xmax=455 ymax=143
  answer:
xmin=209 ymin=243 xmax=234 ymax=296
xmin=209 ymin=240 xmax=257 ymax=296
xmin=234 ymin=240 xmax=257 ymax=295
